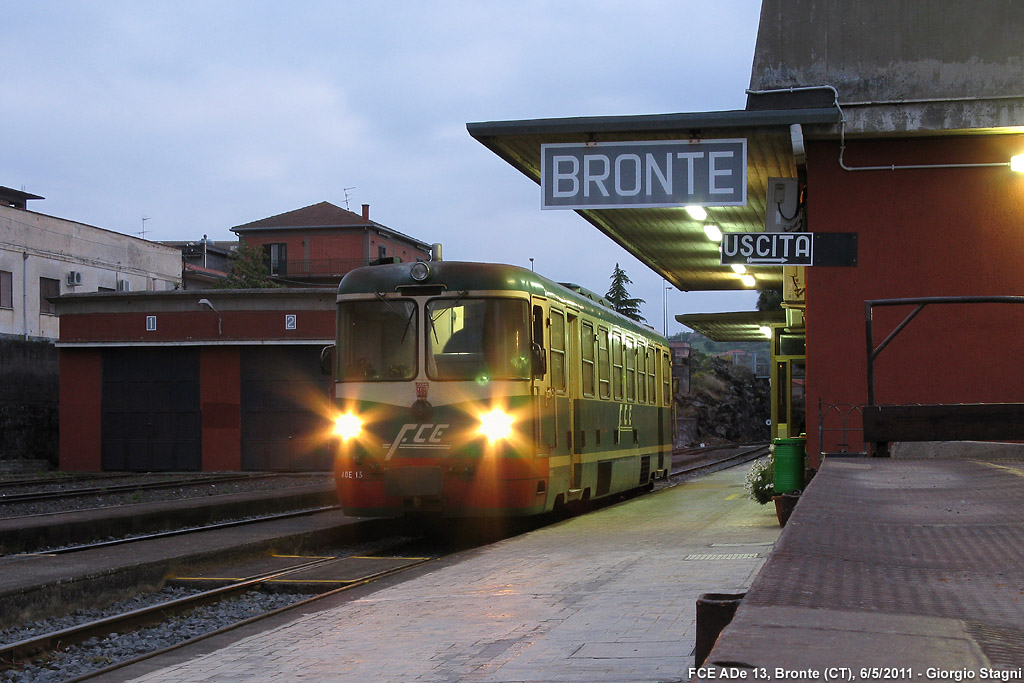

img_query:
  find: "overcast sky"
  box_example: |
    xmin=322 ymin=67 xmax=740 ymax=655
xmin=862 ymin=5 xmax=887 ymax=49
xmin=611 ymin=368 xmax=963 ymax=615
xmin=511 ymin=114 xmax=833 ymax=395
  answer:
xmin=1 ymin=1 xmax=763 ymax=333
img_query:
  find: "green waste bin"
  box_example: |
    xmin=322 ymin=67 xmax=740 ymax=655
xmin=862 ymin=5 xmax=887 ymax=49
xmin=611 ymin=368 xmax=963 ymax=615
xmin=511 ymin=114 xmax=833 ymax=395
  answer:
xmin=773 ymin=437 xmax=805 ymax=494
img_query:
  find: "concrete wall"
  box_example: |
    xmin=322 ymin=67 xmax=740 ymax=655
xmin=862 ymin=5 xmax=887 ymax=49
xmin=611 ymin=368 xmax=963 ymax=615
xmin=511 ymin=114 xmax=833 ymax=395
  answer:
xmin=0 ymin=205 xmax=182 ymax=340
xmin=750 ymin=0 xmax=1024 ymax=134
xmin=0 ymin=337 xmax=58 ymax=464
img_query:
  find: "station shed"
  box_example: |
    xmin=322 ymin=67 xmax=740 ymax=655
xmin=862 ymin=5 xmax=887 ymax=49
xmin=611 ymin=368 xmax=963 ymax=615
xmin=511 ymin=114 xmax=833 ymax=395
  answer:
xmin=468 ymin=0 xmax=1024 ymax=465
xmin=55 ymin=288 xmax=336 ymax=472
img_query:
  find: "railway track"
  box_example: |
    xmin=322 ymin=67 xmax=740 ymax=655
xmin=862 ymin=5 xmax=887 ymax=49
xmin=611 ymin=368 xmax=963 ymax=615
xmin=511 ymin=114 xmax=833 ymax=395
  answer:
xmin=0 ymin=445 xmax=767 ymax=681
xmin=35 ymin=505 xmax=342 ymax=555
xmin=670 ymin=442 xmax=769 ymax=478
xmin=0 ymin=543 xmax=437 ymax=682
xmin=0 ymin=472 xmax=308 ymax=505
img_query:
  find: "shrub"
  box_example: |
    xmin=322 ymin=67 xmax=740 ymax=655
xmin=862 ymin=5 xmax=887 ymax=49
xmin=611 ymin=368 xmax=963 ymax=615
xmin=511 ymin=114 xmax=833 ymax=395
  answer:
xmin=744 ymin=455 xmax=775 ymax=505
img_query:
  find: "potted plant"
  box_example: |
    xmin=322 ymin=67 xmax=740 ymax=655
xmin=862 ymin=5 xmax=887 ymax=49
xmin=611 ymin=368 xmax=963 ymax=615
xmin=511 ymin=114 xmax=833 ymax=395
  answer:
xmin=744 ymin=455 xmax=775 ymax=505
xmin=745 ymin=453 xmax=798 ymax=526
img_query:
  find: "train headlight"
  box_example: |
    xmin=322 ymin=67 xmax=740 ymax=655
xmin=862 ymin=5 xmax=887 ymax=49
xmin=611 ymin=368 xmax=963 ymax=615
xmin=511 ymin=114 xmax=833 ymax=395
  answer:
xmin=478 ymin=408 xmax=514 ymax=443
xmin=410 ymin=262 xmax=431 ymax=282
xmin=333 ymin=412 xmax=363 ymax=441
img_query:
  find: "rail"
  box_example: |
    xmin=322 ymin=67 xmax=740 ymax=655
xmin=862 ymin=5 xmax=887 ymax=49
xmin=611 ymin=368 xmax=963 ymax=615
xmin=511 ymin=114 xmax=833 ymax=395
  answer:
xmin=1 ymin=552 xmax=433 ymax=676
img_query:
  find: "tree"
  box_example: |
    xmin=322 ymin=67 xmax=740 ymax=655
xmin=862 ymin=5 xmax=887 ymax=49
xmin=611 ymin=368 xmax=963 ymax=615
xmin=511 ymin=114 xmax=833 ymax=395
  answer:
xmin=605 ymin=263 xmax=646 ymax=323
xmin=216 ymin=241 xmax=282 ymax=289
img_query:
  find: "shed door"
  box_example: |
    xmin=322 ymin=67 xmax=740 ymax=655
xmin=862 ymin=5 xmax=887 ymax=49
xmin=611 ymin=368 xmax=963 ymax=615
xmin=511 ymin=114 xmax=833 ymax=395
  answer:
xmin=101 ymin=348 xmax=201 ymax=471
xmin=241 ymin=347 xmax=331 ymax=471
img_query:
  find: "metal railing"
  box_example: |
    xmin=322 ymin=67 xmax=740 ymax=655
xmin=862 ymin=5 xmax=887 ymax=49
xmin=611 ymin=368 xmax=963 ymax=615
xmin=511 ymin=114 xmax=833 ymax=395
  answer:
xmin=818 ymin=399 xmax=866 ymax=457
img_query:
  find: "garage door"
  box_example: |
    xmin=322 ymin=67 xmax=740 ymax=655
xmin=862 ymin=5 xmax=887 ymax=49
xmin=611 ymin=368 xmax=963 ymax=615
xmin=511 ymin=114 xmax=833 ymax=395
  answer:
xmin=241 ymin=347 xmax=332 ymax=471
xmin=101 ymin=348 xmax=201 ymax=471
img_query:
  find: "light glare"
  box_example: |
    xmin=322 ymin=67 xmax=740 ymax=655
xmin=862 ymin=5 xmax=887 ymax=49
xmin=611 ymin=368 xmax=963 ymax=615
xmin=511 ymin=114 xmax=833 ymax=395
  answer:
xmin=333 ymin=413 xmax=362 ymax=440
xmin=478 ymin=408 xmax=514 ymax=443
xmin=685 ymin=205 xmax=708 ymax=221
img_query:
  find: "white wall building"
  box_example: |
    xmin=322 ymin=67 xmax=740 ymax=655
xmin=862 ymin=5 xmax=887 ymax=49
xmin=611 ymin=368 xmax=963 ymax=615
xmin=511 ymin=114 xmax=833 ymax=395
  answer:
xmin=0 ymin=187 xmax=182 ymax=340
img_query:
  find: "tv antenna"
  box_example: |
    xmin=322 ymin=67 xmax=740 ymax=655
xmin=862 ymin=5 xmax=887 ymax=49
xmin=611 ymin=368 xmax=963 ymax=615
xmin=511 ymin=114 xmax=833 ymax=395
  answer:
xmin=137 ymin=216 xmax=151 ymax=239
xmin=343 ymin=187 xmax=356 ymax=211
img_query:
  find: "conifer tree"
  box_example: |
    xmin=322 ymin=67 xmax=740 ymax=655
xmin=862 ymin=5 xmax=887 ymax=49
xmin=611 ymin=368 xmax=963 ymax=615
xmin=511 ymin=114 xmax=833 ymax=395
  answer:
xmin=605 ymin=263 xmax=646 ymax=323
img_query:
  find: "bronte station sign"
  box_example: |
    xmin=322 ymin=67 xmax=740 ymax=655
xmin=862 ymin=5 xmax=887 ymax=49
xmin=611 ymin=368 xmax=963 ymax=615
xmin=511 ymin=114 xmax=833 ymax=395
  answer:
xmin=541 ymin=139 xmax=747 ymax=210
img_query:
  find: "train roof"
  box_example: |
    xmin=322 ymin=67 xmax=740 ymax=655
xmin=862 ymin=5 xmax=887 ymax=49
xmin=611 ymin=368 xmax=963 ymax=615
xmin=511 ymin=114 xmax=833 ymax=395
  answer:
xmin=337 ymin=260 xmax=665 ymax=343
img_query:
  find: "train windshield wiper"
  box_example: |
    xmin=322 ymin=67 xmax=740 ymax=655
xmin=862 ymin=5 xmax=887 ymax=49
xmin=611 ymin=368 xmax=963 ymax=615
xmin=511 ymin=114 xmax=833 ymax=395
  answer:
xmin=375 ymin=292 xmax=416 ymax=344
xmin=428 ymin=290 xmax=467 ymax=344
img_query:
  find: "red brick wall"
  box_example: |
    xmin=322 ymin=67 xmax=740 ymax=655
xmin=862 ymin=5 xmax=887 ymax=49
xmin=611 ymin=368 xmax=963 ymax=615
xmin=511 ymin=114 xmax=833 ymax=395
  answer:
xmin=200 ymin=347 xmax=241 ymax=471
xmin=59 ymin=349 xmax=102 ymax=471
xmin=805 ymin=134 xmax=1024 ymax=461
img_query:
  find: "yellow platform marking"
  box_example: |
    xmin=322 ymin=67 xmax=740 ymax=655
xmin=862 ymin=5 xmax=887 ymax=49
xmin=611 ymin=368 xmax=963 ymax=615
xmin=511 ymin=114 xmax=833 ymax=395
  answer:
xmin=980 ymin=461 xmax=1024 ymax=479
xmin=725 ymin=493 xmax=745 ymax=500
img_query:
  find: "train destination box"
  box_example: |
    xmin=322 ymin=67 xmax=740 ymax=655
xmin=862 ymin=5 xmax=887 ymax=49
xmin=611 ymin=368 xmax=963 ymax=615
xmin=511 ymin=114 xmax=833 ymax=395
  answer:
xmin=541 ymin=139 xmax=747 ymax=209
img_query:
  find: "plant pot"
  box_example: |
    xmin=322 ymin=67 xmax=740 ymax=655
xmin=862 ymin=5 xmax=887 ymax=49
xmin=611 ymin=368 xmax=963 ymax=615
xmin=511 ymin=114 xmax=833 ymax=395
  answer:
xmin=772 ymin=493 xmax=799 ymax=527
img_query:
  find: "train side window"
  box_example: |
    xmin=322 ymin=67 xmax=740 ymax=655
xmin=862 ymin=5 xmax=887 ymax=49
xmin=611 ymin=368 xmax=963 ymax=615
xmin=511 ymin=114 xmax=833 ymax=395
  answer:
xmin=612 ymin=331 xmax=623 ymax=400
xmin=637 ymin=343 xmax=646 ymax=403
xmin=646 ymin=347 xmax=657 ymax=404
xmin=550 ymin=309 xmax=566 ymax=393
xmin=597 ymin=326 xmax=610 ymax=399
xmin=662 ymin=350 xmax=671 ymax=405
xmin=532 ymin=305 xmax=544 ymax=346
xmin=625 ymin=336 xmax=636 ymax=402
xmin=581 ymin=320 xmax=595 ymax=398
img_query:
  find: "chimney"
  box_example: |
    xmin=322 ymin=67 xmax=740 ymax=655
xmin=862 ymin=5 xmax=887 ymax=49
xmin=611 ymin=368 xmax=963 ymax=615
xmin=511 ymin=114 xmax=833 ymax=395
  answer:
xmin=361 ymin=204 xmax=370 ymax=220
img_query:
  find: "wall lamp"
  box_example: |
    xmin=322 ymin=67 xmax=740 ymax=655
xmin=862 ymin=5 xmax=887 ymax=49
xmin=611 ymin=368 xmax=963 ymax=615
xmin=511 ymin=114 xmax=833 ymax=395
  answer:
xmin=1011 ymin=155 xmax=1024 ymax=173
xmin=198 ymin=298 xmax=222 ymax=336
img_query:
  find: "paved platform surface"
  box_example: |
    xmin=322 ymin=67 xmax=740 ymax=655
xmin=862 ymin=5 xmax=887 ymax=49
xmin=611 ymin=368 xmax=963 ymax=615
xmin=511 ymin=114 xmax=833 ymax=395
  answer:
xmin=701 ymin=456 xmax=1024 ymax=680
xmin=115 ymin=466 xmax=780 ymax=682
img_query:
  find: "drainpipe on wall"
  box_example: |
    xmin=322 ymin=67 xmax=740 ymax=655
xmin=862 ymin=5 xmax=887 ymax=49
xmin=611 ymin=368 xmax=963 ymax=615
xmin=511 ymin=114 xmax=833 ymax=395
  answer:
xmin=22 ymin=251 xmax=28 ymax=340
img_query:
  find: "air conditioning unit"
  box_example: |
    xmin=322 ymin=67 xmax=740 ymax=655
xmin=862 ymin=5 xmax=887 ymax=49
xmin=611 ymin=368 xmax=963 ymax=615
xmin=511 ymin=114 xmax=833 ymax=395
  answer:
xmin=66 ymin=271 xmax=83 ymax=287
xmin=116 ymin=279 xmax=131 ymax=292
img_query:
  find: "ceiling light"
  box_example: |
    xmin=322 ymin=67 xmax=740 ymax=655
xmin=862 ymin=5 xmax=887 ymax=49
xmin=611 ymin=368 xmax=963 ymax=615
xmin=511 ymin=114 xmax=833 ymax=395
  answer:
xmin=1011 ymin=155 xmax=1024 ymax=173
xmin=703 ymin=223 xmax=722 ymax=241
xmin=731 ymin=264 xmax=746 ymax=274
xmin=685 ymin=205 xmax=707 ymax=221
xmin=759 ymin=325 xmax=772 ymax=338
xmin=741 ymin=274 xmax=756 ymax=287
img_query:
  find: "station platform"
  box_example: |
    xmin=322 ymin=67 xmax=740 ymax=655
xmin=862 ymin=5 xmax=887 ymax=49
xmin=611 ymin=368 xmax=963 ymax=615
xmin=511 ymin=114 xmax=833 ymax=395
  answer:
xmin=701 ymin=455 xmax=1024 ymax=678
xmin=111 ymin=466 xmax=781 ymax=682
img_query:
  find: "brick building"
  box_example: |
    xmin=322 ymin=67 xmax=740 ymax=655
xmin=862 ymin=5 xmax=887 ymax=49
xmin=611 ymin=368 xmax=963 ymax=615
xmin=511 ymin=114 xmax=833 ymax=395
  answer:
xmin=231 ymin=202 xmax=433 ymax=286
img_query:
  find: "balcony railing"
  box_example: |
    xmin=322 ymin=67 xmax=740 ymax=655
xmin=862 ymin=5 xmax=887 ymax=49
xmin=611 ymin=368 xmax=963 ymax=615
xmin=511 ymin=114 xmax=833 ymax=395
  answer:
xmin=272 ymin=257 xmax=374 ymax=279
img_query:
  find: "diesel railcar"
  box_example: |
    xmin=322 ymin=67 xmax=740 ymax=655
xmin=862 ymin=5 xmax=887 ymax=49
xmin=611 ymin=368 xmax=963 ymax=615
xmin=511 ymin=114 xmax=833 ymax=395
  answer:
xmin=327 ymin=260 xmax=673 ymax=517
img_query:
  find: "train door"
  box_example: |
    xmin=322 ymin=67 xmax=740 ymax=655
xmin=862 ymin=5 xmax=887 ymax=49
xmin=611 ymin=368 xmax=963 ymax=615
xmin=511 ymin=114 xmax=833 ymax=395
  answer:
xmin=532 ymin=298 xmax=556 ymax=450
xmin=566 ymin=310 xmax=581 ymax=491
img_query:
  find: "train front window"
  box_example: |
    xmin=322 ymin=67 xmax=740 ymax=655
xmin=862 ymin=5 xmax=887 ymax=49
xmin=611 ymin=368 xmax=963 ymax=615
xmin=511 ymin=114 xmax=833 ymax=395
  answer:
xmin=426 ymin=298 xmax=530 ymax=381
xmin=337 ymin=299 xmax=417 ymax=381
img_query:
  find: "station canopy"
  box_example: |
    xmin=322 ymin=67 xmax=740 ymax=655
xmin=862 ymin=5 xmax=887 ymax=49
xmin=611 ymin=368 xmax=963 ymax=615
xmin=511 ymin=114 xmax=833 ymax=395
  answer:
xmin=467 ymin=107 xmax=839 ymax=293
xmin=674 ymin=310 xmax=786 ymax=342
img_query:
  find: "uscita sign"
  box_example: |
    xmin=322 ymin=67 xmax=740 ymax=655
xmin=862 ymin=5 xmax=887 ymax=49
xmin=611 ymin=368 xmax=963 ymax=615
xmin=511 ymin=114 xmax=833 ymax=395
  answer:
xmin=721 ymin=232 xmax=814 ymax=266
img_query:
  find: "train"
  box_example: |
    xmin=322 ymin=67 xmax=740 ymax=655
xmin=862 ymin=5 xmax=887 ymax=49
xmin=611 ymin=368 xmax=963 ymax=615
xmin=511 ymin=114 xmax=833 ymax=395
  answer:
xmin=327 ymin=260 xmax=674 ymax=518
